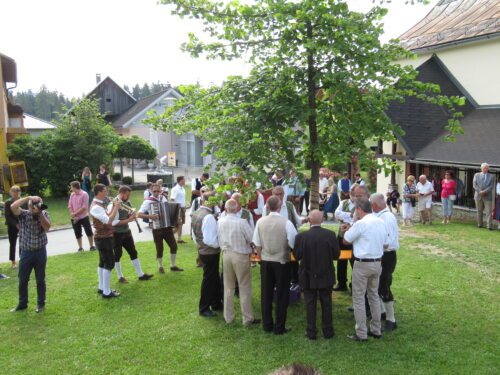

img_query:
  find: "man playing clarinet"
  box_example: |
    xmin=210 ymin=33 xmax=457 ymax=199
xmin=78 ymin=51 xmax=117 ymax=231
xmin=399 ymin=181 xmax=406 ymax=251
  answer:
xmin=110 ymin=185 xmax=153 ymax=283
xmin=138 ymin=183 xmax=184 ymax=273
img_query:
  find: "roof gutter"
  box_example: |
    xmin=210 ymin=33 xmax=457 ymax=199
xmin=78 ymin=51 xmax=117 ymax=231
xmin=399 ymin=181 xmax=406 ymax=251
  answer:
xmin=408 ymin=158 xmax=500 ymax=171
xmin=409 ymin=32 xmax=500 ymax=55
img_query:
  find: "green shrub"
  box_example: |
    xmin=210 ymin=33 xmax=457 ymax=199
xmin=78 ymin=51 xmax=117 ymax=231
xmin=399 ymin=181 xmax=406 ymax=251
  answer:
xmin=122 ymin=176 xmax=133 ymax=185
xmin=112 ymin=172 xmax=122 ymax=181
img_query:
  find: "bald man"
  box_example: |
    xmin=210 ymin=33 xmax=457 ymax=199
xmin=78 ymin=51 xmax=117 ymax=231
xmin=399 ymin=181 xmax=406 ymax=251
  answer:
xmin=293 ymin=210 xmax=340 ymax=340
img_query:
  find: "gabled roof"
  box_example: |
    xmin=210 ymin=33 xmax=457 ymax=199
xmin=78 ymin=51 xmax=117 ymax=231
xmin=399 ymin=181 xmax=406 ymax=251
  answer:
xmin=87 ymin=76 xmax=136 ymax=102
xmin=387 ymin=55 xmax=474 ymax=157
xmin=400 ymin=0 xmax=500 ymax=51
xmin=112 ymin=88 xmax=182 ymax=129
xmin=23 ymin=113 xmax=55 ymax=130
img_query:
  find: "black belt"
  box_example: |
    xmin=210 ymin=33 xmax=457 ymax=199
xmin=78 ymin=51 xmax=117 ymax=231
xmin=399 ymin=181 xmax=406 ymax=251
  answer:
xmin=354 ymin=257 xmax=381 ymax=262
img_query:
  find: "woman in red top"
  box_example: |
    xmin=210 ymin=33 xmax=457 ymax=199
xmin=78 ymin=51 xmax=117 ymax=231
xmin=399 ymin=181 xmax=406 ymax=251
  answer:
xmin=441 ymin=170 xmax=457 ymax=224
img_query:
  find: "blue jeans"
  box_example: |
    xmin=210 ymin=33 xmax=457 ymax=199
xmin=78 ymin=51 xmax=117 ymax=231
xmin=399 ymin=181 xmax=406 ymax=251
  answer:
xmin=18 ymin=247 xmax=47 ymax=308
xmin=442 ymin=198 xmax=453 ymax=217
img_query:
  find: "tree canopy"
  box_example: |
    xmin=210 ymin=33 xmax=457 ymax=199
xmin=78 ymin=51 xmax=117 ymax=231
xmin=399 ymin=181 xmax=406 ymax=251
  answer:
xmin=150 ymin=0 xmax=463 ymax=208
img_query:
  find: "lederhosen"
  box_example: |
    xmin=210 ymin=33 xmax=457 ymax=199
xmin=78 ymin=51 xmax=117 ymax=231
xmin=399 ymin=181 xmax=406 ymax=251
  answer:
xmin=336 ymin=199 xmax=354 ymax=287
xmin=91 ymin=200 xmax=115 ymax=271
xmin=148 ymin=197 xmax=178 ymax=258
xmin=113 ymin=200 xmax=138 ymax=262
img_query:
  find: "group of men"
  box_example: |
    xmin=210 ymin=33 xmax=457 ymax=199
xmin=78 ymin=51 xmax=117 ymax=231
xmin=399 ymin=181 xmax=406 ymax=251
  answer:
xmin=191 ymin=181 xmax=399 ymax=341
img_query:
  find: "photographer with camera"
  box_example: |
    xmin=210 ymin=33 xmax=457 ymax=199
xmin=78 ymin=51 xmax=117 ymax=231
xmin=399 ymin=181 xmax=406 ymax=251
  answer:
xmin=9 ymin=196 xmax=51 ymax=313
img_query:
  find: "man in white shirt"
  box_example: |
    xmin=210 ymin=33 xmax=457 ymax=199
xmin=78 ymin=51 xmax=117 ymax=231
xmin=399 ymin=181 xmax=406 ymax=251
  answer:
xmin=137 ymin=184 xmax=183 ymax=273
xmin=218 ymin=199 xmax=260 ymax=326
xmin=319 ymin=172 xmax=329 ymax=201
xmin=253 ymin=196 xmax=298 ymax=335
xmin=170 ymin=176 xmax=187 ymax=243
xmin=416 ymin=175 xmax=435 ymax=225
xmin=191 ymin=173 xmax=209 ymax=204
xmin=90 ymin=184 xmax=121 ymax=299
xmin=343 ymin=197 xmax=388 ymax=341
xmin=370 ymin=193 xmax=399 ymax=332
xmin=192 ymin=193 xmax=222 ymax=317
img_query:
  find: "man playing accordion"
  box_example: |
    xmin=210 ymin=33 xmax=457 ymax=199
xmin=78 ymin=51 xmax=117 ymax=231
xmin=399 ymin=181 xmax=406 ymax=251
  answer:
xmin=138 ymin=183 xmax=184 ymax=273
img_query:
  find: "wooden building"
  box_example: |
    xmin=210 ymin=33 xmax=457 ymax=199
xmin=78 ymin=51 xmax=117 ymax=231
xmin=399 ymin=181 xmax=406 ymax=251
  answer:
xmin=86 ymin=76 xmax=206 ymax=167
xmin=377 ymin=0 xmax=500 ymax=208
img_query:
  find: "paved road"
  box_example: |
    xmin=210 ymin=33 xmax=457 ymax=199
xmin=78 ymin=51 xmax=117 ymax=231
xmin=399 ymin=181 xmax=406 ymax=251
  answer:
xmin=0 ymin=215 xmax=193 ymax=264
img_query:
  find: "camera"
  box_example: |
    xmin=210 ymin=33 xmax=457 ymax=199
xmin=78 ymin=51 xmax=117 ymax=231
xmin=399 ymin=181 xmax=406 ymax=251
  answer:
xmin=32 ymin=201 xmax=48 ymax=210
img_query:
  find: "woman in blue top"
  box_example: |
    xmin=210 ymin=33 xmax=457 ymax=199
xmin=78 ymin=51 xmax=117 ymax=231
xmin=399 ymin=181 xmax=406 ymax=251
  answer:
xmin=81 ymin=167 xmax=93 ymax=203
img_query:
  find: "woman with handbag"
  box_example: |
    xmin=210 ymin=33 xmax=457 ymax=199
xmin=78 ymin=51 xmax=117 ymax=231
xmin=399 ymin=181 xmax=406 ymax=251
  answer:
xmin=402 ymin=175 xmax=417 ymax=226
xmin=441 ymin=170 xmax=457 ymax=224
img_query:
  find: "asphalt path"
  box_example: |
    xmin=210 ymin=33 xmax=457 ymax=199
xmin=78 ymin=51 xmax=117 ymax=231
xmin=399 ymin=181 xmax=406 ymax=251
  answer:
xmin=0 ymin=215 xmax=193 ymax=264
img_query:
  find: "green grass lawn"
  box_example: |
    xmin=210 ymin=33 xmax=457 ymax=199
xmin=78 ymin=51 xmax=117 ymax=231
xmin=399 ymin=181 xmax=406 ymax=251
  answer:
xmin=0 ymin=222 xmax=498 ymax=374
xmin=0 ymin=188 xmax=191 ymax=236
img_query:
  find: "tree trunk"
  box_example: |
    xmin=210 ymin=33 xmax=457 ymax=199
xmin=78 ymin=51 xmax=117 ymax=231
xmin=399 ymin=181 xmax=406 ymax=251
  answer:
xmin=306 ymin=20 xmax=320 ymax=210
xmin=131 ymin=159 xmax=135 ymax=184
xmin=120 ymin=158 xmax=123 ymax=180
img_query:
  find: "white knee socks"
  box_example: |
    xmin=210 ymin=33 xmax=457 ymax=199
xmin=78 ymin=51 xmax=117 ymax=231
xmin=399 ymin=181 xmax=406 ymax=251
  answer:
xmin=132 ymin=258 xmax=144 ymax=277
xmin=102 ymin=269 xmax=112 ymax=295
xmin=384 ymin=301 xmax=395 ymax=322
xmin=115 ymin=262 xmax=123 ymax=278
xmin=98 ymin=267 xmax=104 ymax=290
xmin=170 ymin=254 xmax=177 ymax=268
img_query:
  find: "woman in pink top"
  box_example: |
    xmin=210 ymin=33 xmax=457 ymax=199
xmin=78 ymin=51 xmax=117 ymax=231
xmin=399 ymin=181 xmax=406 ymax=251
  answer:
xmin=441 ymin=170 xmax=457 ymax=224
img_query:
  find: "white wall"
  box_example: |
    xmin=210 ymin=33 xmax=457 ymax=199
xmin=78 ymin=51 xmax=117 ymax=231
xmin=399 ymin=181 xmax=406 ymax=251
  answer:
xmin=398 ymin=37 xmax=500 ymax=106
xmin=376 ymin=141 xmax=408 ymax=195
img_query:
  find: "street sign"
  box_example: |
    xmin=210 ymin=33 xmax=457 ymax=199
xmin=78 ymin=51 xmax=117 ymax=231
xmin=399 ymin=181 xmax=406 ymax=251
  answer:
xmin=167 ymin=152 xmax=176 ymax=167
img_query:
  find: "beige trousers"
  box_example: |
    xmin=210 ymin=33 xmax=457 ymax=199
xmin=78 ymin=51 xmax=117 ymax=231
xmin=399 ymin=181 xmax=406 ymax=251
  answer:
xmin=223 ymin=250 xmax=254 ymax=325
xmin=475 ymin=199 xmax=493 ymax=229
xmin=352 ymin=261 xmax=382 ymax=339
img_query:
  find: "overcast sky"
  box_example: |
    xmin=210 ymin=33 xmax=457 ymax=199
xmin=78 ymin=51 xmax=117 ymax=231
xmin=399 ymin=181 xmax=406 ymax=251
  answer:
xmin=1 ymin=0 xmax=437 ymax=98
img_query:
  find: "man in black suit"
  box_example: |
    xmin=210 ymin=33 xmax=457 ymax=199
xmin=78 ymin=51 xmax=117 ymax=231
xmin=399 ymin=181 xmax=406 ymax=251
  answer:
xmin=293 ymin=210 xmax=340 ymax=340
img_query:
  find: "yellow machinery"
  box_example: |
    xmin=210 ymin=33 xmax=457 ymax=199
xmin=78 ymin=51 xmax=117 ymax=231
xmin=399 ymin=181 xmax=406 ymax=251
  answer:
xmin=0 ymin=52 xmax=28 ymax=194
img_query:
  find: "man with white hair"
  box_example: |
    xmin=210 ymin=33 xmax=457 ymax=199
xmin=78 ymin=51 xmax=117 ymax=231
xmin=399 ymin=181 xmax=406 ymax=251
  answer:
xmin=416 ymin=175 xmax=434 ymax=225
xmin=217 ymin=199 xmax=260 ymax=326
xmin=343 ymin=197 xmax=388 ymax=341
xmin=370 ymin=193 xmax=399 ymax=331
xmin=220 ymin=192 xmax=255 ymax=230
xmin=473 ymin=163 xmax=495 ymax=230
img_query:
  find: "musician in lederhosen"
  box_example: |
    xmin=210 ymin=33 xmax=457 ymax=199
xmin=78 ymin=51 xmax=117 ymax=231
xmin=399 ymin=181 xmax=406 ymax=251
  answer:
xmin=110 ymin=185 xmax=153 ymax=283
xmin=138 ymin=183 xmax=183 ymax=273
xmin=90 ymin=184 xmax=121 ymax=298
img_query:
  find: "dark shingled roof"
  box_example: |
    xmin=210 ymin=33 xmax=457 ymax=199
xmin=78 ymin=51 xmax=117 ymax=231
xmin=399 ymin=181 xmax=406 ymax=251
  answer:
xmin=400 ymin=0 xmax=500 ymax=51
xmin=387 ymin=54 xmax=500 ymax=168
xmin=414 ymin=108 xmax=500 ymax=168
xmin=112 ymin=90 xmax=169 ymax=129
xmin=387 ymin=55 xmax=474 ymax=157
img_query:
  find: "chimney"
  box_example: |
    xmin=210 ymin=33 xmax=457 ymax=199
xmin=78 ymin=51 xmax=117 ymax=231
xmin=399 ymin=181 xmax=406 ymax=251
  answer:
xmin=96 ymin=74 xmax=101 ymax=84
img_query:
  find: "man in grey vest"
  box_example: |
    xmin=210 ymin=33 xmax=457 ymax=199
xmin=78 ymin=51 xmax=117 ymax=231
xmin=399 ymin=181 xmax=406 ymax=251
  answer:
xmin=253 ymin=196 xmax=298 ymax=334
xmin=192 ymin=193 xmax=223 ymax=317
xmin=473 ymin=162 xmax=495 ymax=230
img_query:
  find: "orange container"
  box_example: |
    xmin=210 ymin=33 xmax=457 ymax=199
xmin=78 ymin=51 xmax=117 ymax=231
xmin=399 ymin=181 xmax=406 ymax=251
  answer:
xmin=339 ymin=250 xmax=353 ymax=260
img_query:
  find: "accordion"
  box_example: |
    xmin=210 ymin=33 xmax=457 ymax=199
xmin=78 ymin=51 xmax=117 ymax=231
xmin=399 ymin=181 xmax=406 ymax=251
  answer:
xmin=149 ymin=201 xmax=180 ymax=229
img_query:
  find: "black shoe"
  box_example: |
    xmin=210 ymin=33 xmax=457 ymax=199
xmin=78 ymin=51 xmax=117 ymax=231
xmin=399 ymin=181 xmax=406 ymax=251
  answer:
xmin=324 ymin=333 xmax=335 ymax=339
xmin=275 ymin=328 xmax=292 ymax=335
xmin=384 ymin=320 xmax=398 ymax=331
xmin=97 ymin=289 xmax=103 ymax=295
xmin=10 ymin=305 xmax=28 ymax=312
xmin=102 ymin=291 xmax=121 ymax=298
xmin=245 ymin=318 xmax=261 ymax=326
xmin=35 ymin=305 xmax=45 ymax=313
xmin=77 ymin=248 xmax=84 ymax=252
xmin=138 ymin=274 xmax=154 ymax=281
xmin=305 ymin=333 xmax=317 ymax=340
xmin=333 ymin=284 xmax=347 ymax=291
xmin=381 ymin=312 xmax=387 ymax=321
xmin=89 ymin=246 xmax=97 ymax=251
xmin=170 ymin=266 xmax=184 ymax=272
xmin=347 ymin=334 xmax=367 ymax=342
xmin=200 ymin=310 xmax=217 ymax=318
xmin=212 ymin=305 xmax=223 ymax=312
xmin=368 ymin=331 xmax=382 ymax=339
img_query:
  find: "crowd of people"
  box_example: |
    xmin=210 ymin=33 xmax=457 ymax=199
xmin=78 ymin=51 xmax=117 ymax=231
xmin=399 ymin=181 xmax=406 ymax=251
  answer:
xmin=2 ymin=162 xmax=498 ymax=344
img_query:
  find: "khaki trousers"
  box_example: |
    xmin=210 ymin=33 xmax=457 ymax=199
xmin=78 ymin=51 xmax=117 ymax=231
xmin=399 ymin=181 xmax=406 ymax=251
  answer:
xmin=352 ymin=261 xmax=382 ymax=339
xmin=223 ymin=250 xmax=254 ymax=325
xmin=475 ymin=199 xmax=493 ymax=229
